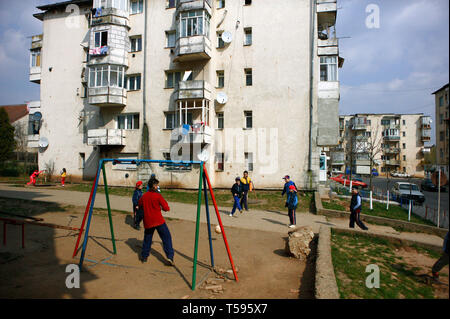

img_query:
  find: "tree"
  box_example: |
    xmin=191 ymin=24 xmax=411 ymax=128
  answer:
xmin=362 ymin=124 xmax=383 ymax=191
xmin=0 ymin=108 xmax=15 ymax=164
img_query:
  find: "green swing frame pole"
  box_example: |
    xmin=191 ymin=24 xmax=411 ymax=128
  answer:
xmin=102 ymin=161 xmax=117 ymax=254
xmin=191 ymin=162 xmax=204 ymax=290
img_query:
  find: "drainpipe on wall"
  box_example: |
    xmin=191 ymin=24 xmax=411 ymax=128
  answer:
xmin=308 ymin=0 xmax=316 ymax=189
xmin=141 ymin=0 xmax=150 ymax=159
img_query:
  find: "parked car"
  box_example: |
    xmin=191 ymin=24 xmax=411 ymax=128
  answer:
xmin=391 ymin=182 xmax=425 ymax=204
xmin=330 ymin=174 xmax=368 ymax=188
xmin=390 ymin=171 xmax=399 ymax=177
xmin=331 ymin=168 xmax=344 ymax=175
xmin=421 ymin=179 xmax=447 ymax=192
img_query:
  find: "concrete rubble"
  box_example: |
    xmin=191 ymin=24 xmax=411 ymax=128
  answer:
xmin=285 ymin=225 xmax=315 ymax=260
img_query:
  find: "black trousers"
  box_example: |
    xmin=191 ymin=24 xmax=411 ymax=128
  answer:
xmin=349 ymin=209 xmax=368 ymax=230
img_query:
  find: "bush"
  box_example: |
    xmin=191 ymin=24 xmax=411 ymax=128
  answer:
xmin=0 ymin=166 xmax=20 ymax=177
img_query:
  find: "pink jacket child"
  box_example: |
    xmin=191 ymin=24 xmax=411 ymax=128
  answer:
xmin=27 ymin=170 xmax=44 ymax=186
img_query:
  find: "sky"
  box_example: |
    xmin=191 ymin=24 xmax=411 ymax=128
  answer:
xmin=0 ymin=0 xmax=448 ymax=145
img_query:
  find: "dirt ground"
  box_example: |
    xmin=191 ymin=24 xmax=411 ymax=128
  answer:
xmin=0 ymin=199 xmax=315 ymax=299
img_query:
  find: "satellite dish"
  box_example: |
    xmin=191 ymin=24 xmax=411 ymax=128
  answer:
xmin=221 ymin=31 xmax=233 ymax=43
xmin=38 ymin=137 xmax=49 ymax=148
xmin=197 ymin=145 xmax=210 ymax=162
xmin=33 ymin=112 xmax=42 ymax=121
xmin=216 ymin=92 xmax=228 ymax=104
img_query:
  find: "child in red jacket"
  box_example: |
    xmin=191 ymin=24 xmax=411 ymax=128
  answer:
xmin=138 ymin=178 xmax=174 ymax=265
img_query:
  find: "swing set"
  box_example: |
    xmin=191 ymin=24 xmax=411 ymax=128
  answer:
xmin=72 ymin=158 xmax=238 ymax=290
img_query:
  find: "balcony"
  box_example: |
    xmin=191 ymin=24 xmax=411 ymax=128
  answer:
xmin=318 ymin=37 xmax=339 ymax=56
xmin=385 ymin=160 xmax=400 ymax=166
xmin=87 ymin=129 xmax=125 ymax=146
xmin=351 ymin=118 xmax=369 ymax=130
xmin=88 ymin=87 xmax=127 ymax=107
xmin=384 ymin=147 xmax=400 ymax=154
xmin=420 ymin=116 xmax=432 ymax=129
xmin=339 ymin=121 xmax=344 ymax=130
xmin=354 ymin=159 xmax=371 ymax=166
xmin=383 ymin=123 xmax=400 ymax=130
xmin=176 ymin=80 xmax=212 ymax=101
xmin=27 ymin=134 xmax=40 ymax=148
xmin=421 ymin=130 xmax=431 ymax=141
xmin=318 ymin=81 xmax=339 ymax=99
xmin=331 ymin=151 xmax=345 ymax=165
xmin=317 ymin=0 xmax=337 ymax=27
xmin=171 ymin=124 xmax=213 ymax=144
xmin=421 ymin=147 xmax=431 ymax=154
xmin=383 ymin=134 xmax=400 ymax=141
xmin=174 ymin=36 xmax=212 ymax=62
xmin=91 ymin=7 xmax=129 ymax=27
xmin=177 ymin=0 xmax=212 ymax=14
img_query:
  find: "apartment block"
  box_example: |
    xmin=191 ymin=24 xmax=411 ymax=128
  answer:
xmin=432 ymin=83 xmax=449 ymax=173
xmin=330 ymin=113 xmax=432 ymax=178
xmin=27 ymin=0 xmax=343 ymax=188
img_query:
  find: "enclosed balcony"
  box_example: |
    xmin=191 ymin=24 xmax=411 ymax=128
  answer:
xmin=176 ymin=80 xmax=212 ymax=101
xmin=173 ymin=98 xmax=212 ymax=144
xmin=351 ymin=117 xmax=369 ymax=130
xmin=87 ymin=129 xmax=125 ymax=146
xmin=331 ymin=151 xmax=345 ymax=165
xmin=421 ymin=129 xmax=431 ymax=142
xmin=420 ymin=116 xmax=432 ymax=129
xmin=176 ymin=0 xmax=212 ymax=15
xmin=318 ymin=37 xmax=339 ymax=56
xmin=91 ymin=0 xmax=130 ymax=28
xmin=317 ymin=0 xmax=337 ymax=27
xmin=385 ymin=160 xmax=400 ymax=166
xmin=384 ymin=147 xmax=400 ymax=154
xmin=88 ymin=65 xmax=127 ymax=107
xmin=383 ymin=128 xmax=400 ymax=141
xmin=29 ymin=34 xmax=42 ymax=84
xmin=174 ymin=35 xmax=212 ymax=62
xmin=171 ymin=124 xmax=213 ymax=144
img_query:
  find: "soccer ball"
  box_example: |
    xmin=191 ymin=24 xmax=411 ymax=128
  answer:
xmin=215 ymin=225 xmax=222 ymax=234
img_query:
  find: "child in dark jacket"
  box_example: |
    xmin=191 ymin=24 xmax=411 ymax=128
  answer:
xmin=230 ymin=177 xmax=243 ymax=217
xmin=132 ymin=181 xmax=144 ymax=230
xmin=286 ymin=184 xmax=298 ymax=228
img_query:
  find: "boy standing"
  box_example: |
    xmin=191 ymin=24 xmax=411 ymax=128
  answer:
xmin=138 ymin=178 xmax=174 ymax=265
xmin=286 ymin=184 xmax=298 ymax=228
xmin=132 ymin=181 xmax=144 ymax=230
xmin=349 ymin=186 xmax=369 ymax=230
xmin=240 ymin=171 xmax=253 ymax=212
xmin=230 ymin=177 xmax=243 ymax=217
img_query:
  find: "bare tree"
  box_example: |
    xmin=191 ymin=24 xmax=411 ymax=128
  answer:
xmin=362 ymin=124 xmax=383 ymax=191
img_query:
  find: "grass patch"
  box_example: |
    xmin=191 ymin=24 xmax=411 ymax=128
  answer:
xmin=331 ymin=230 xmax=439 ymax=299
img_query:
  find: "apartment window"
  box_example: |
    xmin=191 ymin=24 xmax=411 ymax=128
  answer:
xmin=217 ymin=70 xmax=224 ymax=88
xmin=126 ymin=74 xmax=141 ymax=90
xmin=402 ymin=131 xmax=406 ymax=137
xmin=245 ymin=152 xmax=253 ymax=171
xmin=179 ymin=10 xmax=210 ymax=38
xmin=166 ymin=31 xmax=176 ymax=48
xmin=244 ymin=111 xmax=252 ymax=129
xmin=402 ymin=143 xmax=406 ymax=149
xmin=30 ymin=49 xmax=41 ymax=67
xmin=182 ymin=112 xmax=193 ymax=125
xmin=440 ymin=148 xmax=444 ymax=159
xmin=117 ymin=113 xmax=140 ymax=129
xmin=89 ymin=65 xmax=125 ymax=88
xmin=130 ymin=0 xmax=143 ymax=14
xmin=364 ymin=131 xmax=371 ymax=137
xmin=403 ymin=167 xmax=406 ymax=173
xmin=244 ymin=0 xmax=252 ymax=5
xmin=130 ymin=36 xmax=142 ymax=52
xmin=244 ymin=28 xmax=252 ymax=46
xmin=440 ymin=113 xmax=443 ymax=124
xmin=79 ymin=153 xmax=85 ymax=169
xmin=381 ymin=119 xmax=390 ymax=125
xmin=94 ymin=31 xmax=108 ymax=48
xmin=402 ymin=119 xmax=406 ymax=125
xmin=320 ymin=56 xmax=338 ymax=81
xmin=217 ymin=0 xmax=225 ymax=9
xmin=94 ymin=0 xmax=128 ymax=10
xmin=245 ymin=68 xmax=252 ymax=86
xmin=217 ymin=31 xmax=225 ymax=48
xmin=215 ymin=153 xmax=224 ymax=171
xmin=81 ymin=84 xmax=88 ymax=98
xmin=440 ymin=131 xmax=445 ymax=141
xmin=165 ymin=71 xmax=182 ymax=88
xmin=165 ymin=112 xmax=176 ymax=129
xmin=167 ymin=0 xmax=176 ymax=8
xmin=216 ymin=112 xmax=224 ymax=129
xmin=367 ymin=119 xmax=371 ymax=125
xmin=403 ymin=155 xmax=406 ymax=161
xmin=439 ymin=96 xmax=444 ymax=107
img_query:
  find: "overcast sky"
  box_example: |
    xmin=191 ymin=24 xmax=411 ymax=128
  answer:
xmin=0 ymin=0 xmax=448 ymax=144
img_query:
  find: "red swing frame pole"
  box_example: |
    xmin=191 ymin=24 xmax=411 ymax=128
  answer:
xmin=72 ymin=172 xmax=98 ymax=258
xmin=202 ymin=163 xmax=238 ymax=282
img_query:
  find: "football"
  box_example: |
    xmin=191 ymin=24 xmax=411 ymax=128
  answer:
xmin=215 ymin=225 xmax=222 ymax=234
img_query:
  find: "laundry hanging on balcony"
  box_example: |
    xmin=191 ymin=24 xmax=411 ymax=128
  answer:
xmin=192 ymin=122 xmax=205 ymax=133
xmin=89 ymin=46 xmax=109 ymax=56
xmin=181 ymin=124 xmax=191 ymax=135
xmin=92 ymin=7 xmax=102 ymax=18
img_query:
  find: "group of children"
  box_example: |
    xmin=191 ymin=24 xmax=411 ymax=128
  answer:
xmin=26 ymin=168 xmax=67 ymax=187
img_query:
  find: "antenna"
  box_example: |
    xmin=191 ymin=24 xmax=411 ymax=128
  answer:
xmin=221 ymin=31 xmax=233 ymax=43
xmin=216 ymin=92 xmax=228 ymax=104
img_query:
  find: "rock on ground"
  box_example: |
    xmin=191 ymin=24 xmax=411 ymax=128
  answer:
xmin=285 ymin=226 xmax=315 ymax=260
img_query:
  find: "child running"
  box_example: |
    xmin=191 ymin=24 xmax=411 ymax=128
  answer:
xmin=230 ymin=177 xmax=243 ymax=217
xmin=132 ymin=181 xmax=144 ymax=230
xmin=286 ymin=184 xmax=298 ymax=228
xmin=138 ymin=178 xmax=174 ymax=265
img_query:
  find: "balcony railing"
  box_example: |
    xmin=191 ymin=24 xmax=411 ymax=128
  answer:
xmin=27 ymin=134 xmax=40 ymax=148
xmin=421 ymin=116 xmax=432 ymax=128
xmin=383 ymin=135 xmax=400 ymax=140
xmin=171 ymin=124 xmax=213 ymax=144
xmin=174 ymin=35 xmax=212 ymax=62
xmin=384 ymin=147 xmax=400 ymax=154
xmin=177 ymin=0 xmax=212 ymax=13
xmin=88 ymin=87 xmax=127 ymax=107
xmin=385 ymin=160 xmax=400 ymax=166
xmin=87 ymin=129 xmax=125 ymax=146
xmin=176 ymin=80 xmax=212 ymax=101
xmin=383 ymin=123 xmax=400 ymax=130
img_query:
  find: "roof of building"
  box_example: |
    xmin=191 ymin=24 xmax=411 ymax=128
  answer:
xmin=0 ymin=104 xmax=29 ymax=123
xmin=36 ymin=0 xmax=92 ymax=11
xmin=339 ymin=113 xmax=426 ymax=117
xmin=432 ymin=83 xmax=449 ymax=95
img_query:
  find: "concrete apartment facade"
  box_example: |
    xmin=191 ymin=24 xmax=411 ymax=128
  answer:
xmin=330 ymin=113 xmax=432 ymax=178
xmin=432 ymin=83 xmax=449 ymax=175
xmin=27 ymin=0 xmax=342 ymax=188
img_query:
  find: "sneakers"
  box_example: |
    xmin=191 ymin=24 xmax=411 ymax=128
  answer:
xmin=229 ymin=213 xmax=233 ymax=217
xmin=134 ymin=224 xmax=140 ymax=230
xmin=140 ymin=256 xmax=148 ymax=263
xmin=288 ymin=224 xmax=296 ymax=228
xmin=167 ymin=258 xmax=175 ymax=266
xmin=239 ymin=210 xmax=243 ymax=214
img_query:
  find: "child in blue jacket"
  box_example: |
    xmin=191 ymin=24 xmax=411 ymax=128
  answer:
xmin=286 ymin=184 xmax=298 ymax=228
xmin=133 ymin=181 xmax=144 ymax=230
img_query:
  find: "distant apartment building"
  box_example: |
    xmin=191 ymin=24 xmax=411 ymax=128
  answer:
xmin=27 ymin=0 xmax=343 ymax=188
xmin=432 ymin=83 xmax=449 ymax=173
xmin=330 ymin=113 xmax=432 ymax=178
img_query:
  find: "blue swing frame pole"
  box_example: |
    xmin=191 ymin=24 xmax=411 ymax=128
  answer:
xmin=78 ymin=160 xmax=103 ymax=270
xmin=202 ymin=173 xmax=214 ymax=268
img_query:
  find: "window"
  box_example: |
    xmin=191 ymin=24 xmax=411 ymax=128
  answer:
xmin=367 ymin=119 xmax=371 ymax=125
xmin=167 ymin=0 xmax=176 ymax=8
xmin=89 ymin=65 xmax=125 ymax=88
xmin=165 ymin=71 xmax=182 ymax=88
xmin=402 ymin=119 xmax=406 ymax=125
xmin=94 ymin=0 xmax=128 ymax=10
xmin=28 ymin=113 xmax=41 ymax=135
xmin=166 ymin=31 xmax=176 ymax=48
xmin=130 ymin=0 xmax=143 ymax=14
xmin=403 ymin=167 xmax=406 ymax=172
xmin=179 ymin=10 xmax=210 ymax=38
xmin=94 ymin=31 xmax=108 ymax=48
xmin=440 ymin=148 xmax=444 ymax=159
xmin=165 ymin=112 xmax=176 ymax=129
xmin=217 ymin=0 xmax=225 ymax=9
xmin=126 ymin=74 xmax=141 ymax=90
xmin=81 ymin=84 xmax=88 ymax=98
xmin=402 ymin=131 xmax=406 ymax=137
xmin=217 ymin=70 xmax=224 ymax=88
xmin=440 ymin=113 xmax=443 ymax=124
xmin=402 ymin=143 xmax=406 ymax=149
xmin=130 ymin=36 xmax=142 ymax=52
xmin=216 ymin=112 xmax=224 ymax=129
xmin=245 ymin=68 xmax=252 ymax=86
xmin=244 ymin=28 xmax=252 ymax=46
xmin=79 ymin=153 xmax=85 ymax=169
xmin=163 ymin=152 xmax=171 ymax=160
xmin=403 ymin=155 xmax=406 ymax=161
xmin=440 ymin=131 xmax=445 ymax=141
xmin=30 ymin=49 xmax=41 ymax=67
xmin=439 ymin=96 xmax=444 ymax=107
xmin=117 ymin=114 xmax=139 ymax=129
xmin=245 ymin=152 xmax=253 ymax=171
xmin=244 ymin=111 xmax=252 ymax=129
xmin=381 ymin=119 xmax=390 ymax=125
xmin=182 ymin=112 xmax=193 ymax=125
xmin=217 ymin=31 xmax=225 ymax=48
xmin=320 ymin=56 xmax=338 ymax=81
xmin=215 ymin=153 xmax=224 ymax=171
xmin=244 ymin=0 xmax=252 ymax=4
